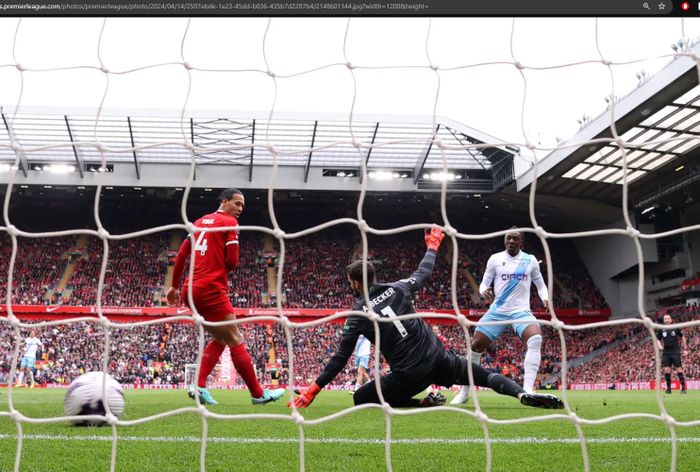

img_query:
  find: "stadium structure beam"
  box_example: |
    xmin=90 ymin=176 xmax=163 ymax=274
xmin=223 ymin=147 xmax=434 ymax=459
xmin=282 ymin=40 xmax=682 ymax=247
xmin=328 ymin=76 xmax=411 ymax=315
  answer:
xmin=1 ymin=113 xmax=28 ymax=178
xmin=249 ymin=119 xmax=255 ymax=182
xmin=413 ymin=124 xmax=439 ymax=184
xmin=359 ymin=122 xmax=379 ymax=184
xmin=126 ymin=117 xmax=140 ymax=179
xmin=445 ymin=126 xmax=489 ymax=172
xmin=304 ymin=120 xmax=318 ymax=183
xmin=64 ymin=116 xmax=86 ymax=178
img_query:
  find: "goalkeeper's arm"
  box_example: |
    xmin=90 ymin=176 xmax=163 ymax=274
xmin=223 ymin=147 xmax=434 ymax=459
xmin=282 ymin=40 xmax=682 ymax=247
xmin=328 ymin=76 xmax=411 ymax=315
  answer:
xmin=289 ymin=327 xmax=359 ymax=408
xmin=398 ymin=227 xmax=444 ymax=294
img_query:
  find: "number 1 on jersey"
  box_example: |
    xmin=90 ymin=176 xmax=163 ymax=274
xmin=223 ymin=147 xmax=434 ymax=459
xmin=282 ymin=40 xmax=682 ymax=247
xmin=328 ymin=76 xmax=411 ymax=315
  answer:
xmin=194 ymin=232 xmax=208 ymax=256
xmin=380 ymin=306 xmax=408 ymax=338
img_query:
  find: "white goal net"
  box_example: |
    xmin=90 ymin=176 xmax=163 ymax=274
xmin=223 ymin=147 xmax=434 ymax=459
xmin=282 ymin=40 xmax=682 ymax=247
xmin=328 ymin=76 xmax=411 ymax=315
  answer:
xmin=1 ymin=15 xmax=700 ymax=472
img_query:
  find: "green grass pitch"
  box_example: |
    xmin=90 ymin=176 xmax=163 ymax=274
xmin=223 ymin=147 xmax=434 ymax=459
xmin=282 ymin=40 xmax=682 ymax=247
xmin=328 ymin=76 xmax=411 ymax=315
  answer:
xmin=1 ymin=388 xmax=698 ymax=471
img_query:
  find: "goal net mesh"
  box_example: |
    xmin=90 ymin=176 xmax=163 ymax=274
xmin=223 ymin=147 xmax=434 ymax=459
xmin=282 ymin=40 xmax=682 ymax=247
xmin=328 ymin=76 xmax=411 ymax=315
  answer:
xmin=1 ymin=16 xmax=699 ymax=472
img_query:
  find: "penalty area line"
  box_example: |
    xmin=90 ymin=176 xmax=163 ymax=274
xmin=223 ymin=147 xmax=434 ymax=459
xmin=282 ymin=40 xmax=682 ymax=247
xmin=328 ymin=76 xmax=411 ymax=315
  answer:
xmin=0 ymin=434 xmax=699 ymax=445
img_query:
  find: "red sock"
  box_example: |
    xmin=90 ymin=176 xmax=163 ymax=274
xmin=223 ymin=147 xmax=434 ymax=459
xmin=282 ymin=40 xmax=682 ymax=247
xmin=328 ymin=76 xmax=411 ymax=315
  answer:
xmin=230 ymin=343 xmax=264 ymax=398
xmin=198 ymin=340 xmax=226 ymax=388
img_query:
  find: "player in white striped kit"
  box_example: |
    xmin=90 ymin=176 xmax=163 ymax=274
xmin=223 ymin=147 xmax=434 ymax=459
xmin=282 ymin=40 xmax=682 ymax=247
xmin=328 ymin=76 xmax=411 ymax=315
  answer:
xmin=16 ymin=330 xmax=43 ymax=388
xmin=351 ymin=334 xmax=371 ymax=393
xmin=451 ymin=228 xmax=549 ymax=404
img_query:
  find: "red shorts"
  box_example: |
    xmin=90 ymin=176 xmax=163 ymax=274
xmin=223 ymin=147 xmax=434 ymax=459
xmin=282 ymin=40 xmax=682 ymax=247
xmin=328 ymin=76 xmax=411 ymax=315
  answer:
xmin=183 ymin=285 xmax=234 ymax=322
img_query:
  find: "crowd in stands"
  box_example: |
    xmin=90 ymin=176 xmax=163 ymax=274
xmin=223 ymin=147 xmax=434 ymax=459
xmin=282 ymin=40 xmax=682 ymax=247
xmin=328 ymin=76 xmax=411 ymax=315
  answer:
xmin=0 ymin=236 xmax=73 ymax=305
xmin=2 ymin=306 xmax=696 ymax=389
xmin=567 ymin=305 xmax=700 ymax=384
xmin=681 ymin=272 xmax=700 ymax=292
xmin=0 ymin=229 xmax=609 ymax=312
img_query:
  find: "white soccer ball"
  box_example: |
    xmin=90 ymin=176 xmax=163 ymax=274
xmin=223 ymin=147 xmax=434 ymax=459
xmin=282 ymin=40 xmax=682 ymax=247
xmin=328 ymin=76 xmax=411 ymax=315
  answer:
xmin=64 ymin=372 xmax=125 ymax=426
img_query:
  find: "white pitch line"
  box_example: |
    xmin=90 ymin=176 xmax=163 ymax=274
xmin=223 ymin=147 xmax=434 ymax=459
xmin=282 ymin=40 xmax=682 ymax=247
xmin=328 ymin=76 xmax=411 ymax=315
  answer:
xmin=0 ymin=434 xmax=699 ymax=445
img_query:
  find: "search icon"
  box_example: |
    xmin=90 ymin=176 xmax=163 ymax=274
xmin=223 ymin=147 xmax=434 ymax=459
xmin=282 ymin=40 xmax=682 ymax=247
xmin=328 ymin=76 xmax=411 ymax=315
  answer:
xmin=643 ymin=2 xmax=650 ymax=8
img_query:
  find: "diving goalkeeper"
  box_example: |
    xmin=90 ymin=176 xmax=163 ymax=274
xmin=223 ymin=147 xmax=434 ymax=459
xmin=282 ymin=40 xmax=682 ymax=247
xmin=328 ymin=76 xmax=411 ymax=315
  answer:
xmin=290 ymin=227 xmax=564 ymax=410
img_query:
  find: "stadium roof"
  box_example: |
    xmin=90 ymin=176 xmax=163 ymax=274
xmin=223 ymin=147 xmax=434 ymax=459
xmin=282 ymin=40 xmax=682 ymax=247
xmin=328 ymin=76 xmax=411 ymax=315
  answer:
xmin=0 ymin=108 xmax=517 ymax=193
xmin=517 ymin=41 xmax=700 ymax=208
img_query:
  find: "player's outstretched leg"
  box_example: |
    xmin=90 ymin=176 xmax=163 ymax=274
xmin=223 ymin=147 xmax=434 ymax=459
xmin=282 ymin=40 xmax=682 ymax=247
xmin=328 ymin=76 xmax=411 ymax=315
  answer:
xmin=459 ymin=359 xmax=564 ymax=410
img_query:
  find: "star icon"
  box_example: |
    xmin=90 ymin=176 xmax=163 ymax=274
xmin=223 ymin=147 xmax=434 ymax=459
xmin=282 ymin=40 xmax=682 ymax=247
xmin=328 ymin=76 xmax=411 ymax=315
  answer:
xmin=658 ymin=2 xmax=666 ymax=9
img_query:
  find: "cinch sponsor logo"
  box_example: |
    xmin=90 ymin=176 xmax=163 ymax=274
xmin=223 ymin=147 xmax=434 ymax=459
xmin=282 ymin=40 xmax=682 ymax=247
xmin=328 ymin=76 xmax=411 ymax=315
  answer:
xmin=501 ymin=274 xmax=528 ymax=281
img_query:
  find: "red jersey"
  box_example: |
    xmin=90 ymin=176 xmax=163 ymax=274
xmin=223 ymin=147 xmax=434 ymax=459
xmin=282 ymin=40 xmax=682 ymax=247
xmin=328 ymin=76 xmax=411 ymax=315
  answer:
xmin=173 ymin=210 xmax=240 ymax=293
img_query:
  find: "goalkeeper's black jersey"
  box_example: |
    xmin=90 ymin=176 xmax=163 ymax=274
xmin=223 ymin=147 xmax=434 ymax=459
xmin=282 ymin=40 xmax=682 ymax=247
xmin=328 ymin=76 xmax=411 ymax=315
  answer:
xmin=657 ymin=328 xmax=683 ymax=353
xmin=315 ymin=250 xmax=445 ymax=388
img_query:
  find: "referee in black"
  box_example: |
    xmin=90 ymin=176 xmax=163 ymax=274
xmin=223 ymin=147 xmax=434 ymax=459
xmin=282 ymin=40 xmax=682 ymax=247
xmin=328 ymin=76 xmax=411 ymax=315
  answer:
xmin=656 ymin=313 xmax=688 ymax=394
xmin=289 ymin=227 xmax=563 ymax=410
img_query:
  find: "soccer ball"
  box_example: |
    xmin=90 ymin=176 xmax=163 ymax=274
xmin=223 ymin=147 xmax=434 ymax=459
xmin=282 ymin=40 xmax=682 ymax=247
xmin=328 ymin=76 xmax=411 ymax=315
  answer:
xmin=64 ymin=372 xmax=125 ymax=426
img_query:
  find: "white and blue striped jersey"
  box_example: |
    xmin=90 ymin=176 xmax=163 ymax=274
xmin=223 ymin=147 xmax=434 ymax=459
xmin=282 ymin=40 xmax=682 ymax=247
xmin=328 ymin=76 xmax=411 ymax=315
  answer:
xmin=479 ymin=250 xmax=548 ymax=315
xmin=23 ymin=337 xmax=42 ymax=359
xmin=353 ymin=335 xmax=371 ymax=357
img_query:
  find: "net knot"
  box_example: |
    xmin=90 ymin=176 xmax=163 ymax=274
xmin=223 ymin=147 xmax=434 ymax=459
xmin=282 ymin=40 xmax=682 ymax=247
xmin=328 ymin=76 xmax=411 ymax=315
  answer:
xmin=533 ymin=225 xmax=547 ymax=239
xmin=443 ymin=224 xmax=457 ymax=237
xmin=357 ymin=219 xmax=370 ymax=233
xmin=96 ymin=143 xmax=108 ymax=153
xmin=661 ymin=412 xmax=676 ymax=427
xmin=550 ymin=318 xmax=565 ymax=330
xmin=513 ymin=61 xmax=525 ymax=70
xmin=273 ymin=228 xmax=286 ymax=239
xmin=183 ymin=61 xmax=193 ymax=70
xmin=525 ymin=141 xmax=536 ymax=151
xmin=613 ymin=137 xmax=626 ymax=149
xmin=429 ymin=64 xmax=439 ymax=71
xmin=601 ymin=59 xmax=612 ymax=66
xmin=185 ymin=221 xmax=196 ymax=233
xmin=15 ymin=63 xmax=25 ymax=72
xmin=345 ymin=61 xmax=355 ymax=70
xmin=184 ymin=140 xmax=195 ymax=151
xmin=626 ymin=227 xmax=640 ymax=238
xmin=100 ymin=66 xmax=109 ymax=74
xmin=5 ymin=223 xmax=17 ymax=236
xmin=97 ymin=228 xmax=110 ymax=240
xmin=291 ymin=410 xmax=305 ymax=424
xmin=10 ymin=410 xmax=23 ymax=422
xmin=642 ymin=316 xmax=656 ymax=329
xmin=473 ymin=410 xmax=489 ymax=423
xmin=266 ymin=70 xmax=276 ymax=78
xmin=352 ymin=140 xmax=362 ymax=149
xmin=105 ymin=412 xmax=119 ymax=426
xmin=435 ymin=139 xmax=445 ymax=150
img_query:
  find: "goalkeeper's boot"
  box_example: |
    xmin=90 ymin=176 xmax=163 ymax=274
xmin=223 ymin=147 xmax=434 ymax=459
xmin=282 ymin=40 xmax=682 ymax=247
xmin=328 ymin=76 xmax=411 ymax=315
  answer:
xmin=252 ymin=388 xmax=285 ymax=405
xmin=420 ymin=392 xmax=447 ymax=407
xmin=450 ymin=386 xmax=470 ymax=405
xmin=519 ymin=392 xmax=564 ymax=410
xmin=192 ymin=387 xmax=219 ymax=405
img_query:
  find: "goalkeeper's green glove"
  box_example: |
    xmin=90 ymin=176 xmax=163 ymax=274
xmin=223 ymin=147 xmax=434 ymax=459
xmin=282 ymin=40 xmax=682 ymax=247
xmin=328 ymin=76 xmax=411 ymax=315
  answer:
xmin=288 ymin=383 xmax=322 ymax=408
xmin=424 ymin=226 xmax=445 ymax=252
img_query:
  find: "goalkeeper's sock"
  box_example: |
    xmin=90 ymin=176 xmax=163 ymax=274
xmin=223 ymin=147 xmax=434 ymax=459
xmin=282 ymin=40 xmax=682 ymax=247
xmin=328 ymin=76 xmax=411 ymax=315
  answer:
xmin=230 ymin=343 xmax=264 ymax=399
xmin=678 ymin=372 xmax=686 ymax=391
xmin=665 ymin=373 xmax=672 ymax=392
xmin=198 ymin=340 xmax=226 ymax=388
xmin=486 ymin=372 xmax=524 ymax=399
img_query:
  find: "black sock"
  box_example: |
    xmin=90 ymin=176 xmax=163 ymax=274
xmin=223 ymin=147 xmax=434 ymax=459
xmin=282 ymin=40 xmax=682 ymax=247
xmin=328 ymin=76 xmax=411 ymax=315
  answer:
xmin=665 ymin=373 xmax=672 ymax=390
xmin=678 ymin=373 xmax=686 ymax=390
xmin=487 ymin=373 xmax=525 ymax=399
